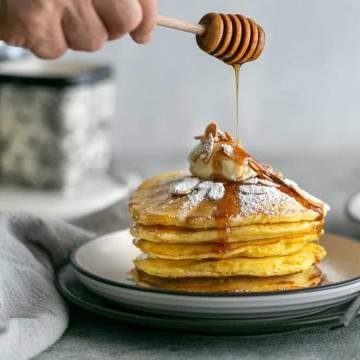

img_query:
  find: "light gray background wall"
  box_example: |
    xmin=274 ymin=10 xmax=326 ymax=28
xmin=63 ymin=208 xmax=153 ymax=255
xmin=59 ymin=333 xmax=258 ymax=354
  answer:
xmin=66 ymin=0 xmax=360 ymax=160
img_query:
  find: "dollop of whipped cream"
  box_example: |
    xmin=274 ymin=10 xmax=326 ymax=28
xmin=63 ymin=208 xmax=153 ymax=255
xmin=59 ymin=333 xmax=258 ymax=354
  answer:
xmin=188 ymin=123 xmax=256 ymax=181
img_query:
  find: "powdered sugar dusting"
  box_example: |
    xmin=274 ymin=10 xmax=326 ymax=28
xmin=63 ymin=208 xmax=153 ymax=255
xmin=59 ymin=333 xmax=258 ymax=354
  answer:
xmin=243 ymin=177 xmax=275 ymax=187
xmin=178 ymin=188 xmax=208 ymax=218
xmin=187 ymin=188 xmax=209 ymax=206
xmin=171 ymin=175 xmax=304 ymax=219
xmin=239 ymin=184 xmax=269 ymax=195
xmin=200 ymin=134 xmax=214 ymax=162
xmin=238 ymin=184 xmax=296 ymax=216
xmin=208 ymin=182 xmax=225 ymax=200
xmin=171 ymin=178 xmax=225 ymax=218
xmin=170 ymin=178 xmax=225 ymax=201
xmin=169 ymin=177 xmax=200 ymax=195
xmin=221 ymin=143 xmax=233 ymax=157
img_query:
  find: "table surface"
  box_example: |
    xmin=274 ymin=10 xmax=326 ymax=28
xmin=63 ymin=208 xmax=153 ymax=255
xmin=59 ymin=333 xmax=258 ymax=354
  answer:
xmin=36 ymin=153 xmax=360 ymax=360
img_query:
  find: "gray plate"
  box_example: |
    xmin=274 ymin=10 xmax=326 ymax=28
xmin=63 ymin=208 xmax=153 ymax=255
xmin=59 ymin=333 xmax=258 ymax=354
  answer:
xmin=57 ymin=264 xmax=358 ymax=335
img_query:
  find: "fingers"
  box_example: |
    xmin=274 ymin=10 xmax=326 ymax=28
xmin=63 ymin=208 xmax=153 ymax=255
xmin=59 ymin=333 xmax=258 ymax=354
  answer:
xmin=92 ymin=0 xmax=143 ymax=41
xmin=130 ymin=0 xmax=158 ymax=44
xmin=0 ymin=0 xmax=156 ymax=60
xmin=62 ymin=0 xmax=108 ymax=52
xmin=0 ymin=0 xmax=68 ymax=59
xmin=31 ymin=23 xmax=68 ymax=59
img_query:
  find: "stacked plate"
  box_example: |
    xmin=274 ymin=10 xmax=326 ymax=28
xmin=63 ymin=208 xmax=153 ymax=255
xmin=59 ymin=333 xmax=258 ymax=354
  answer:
xmin=57 ymin=230 xmax=360 ymax=334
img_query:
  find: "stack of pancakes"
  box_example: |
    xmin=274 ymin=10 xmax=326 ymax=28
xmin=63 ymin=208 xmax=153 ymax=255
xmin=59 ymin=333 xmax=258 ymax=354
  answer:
xmin=129 ymin=172 xmax=328 ymax=293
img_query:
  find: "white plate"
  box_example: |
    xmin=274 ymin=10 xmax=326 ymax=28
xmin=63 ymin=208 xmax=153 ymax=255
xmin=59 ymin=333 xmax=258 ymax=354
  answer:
xmin=0 ymin=175 xmax=138 ymax=220
xmin=71 ymin=230 xmax=360 ymax=319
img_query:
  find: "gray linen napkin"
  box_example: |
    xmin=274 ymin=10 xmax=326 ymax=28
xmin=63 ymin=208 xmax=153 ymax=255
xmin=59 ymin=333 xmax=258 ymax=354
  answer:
xmin=0 ymin=211 xmax=94 ymax=360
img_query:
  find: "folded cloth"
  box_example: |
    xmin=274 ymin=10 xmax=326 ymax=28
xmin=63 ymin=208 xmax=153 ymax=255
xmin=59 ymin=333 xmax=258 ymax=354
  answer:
xmin=0 ymin=211 xmax=94 ymax=360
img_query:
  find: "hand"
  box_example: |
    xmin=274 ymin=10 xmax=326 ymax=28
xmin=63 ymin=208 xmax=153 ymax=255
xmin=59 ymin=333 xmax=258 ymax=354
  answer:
xmin=0 ymin=0 xmax=158 ymax=59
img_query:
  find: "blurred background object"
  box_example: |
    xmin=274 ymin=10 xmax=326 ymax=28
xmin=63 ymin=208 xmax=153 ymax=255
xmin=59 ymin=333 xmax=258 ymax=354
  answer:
xmin=0 ymin=60 xmax=136 ymax=219
xmin=0 ymin=42 xmax=28 ymax=61
xmin=0 ymin=61 xmax=113 ymax=191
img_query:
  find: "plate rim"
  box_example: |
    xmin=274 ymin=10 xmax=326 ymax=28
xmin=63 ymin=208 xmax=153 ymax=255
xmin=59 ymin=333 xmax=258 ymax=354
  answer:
xmin=56 ymin=263 xmax=350 ymax=332
xmin=70 ymin=230 xmax=360 ymax=298
xmin=346 ymin=191 xmax=360 ymax=223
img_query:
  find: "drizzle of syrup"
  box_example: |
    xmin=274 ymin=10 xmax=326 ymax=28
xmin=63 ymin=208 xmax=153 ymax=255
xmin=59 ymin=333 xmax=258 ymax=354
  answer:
xmin=229 ymin=60 xmax=323 ymax=219
xmin=213 ymin=182 xmax=239 ymax=244
xmin=214 ymin=243 xmax=231 ymax=254
xmin=233 ymin=64 xmax=241 ymax=143
xmin=228 ymin=140 xmax=250 ymax=164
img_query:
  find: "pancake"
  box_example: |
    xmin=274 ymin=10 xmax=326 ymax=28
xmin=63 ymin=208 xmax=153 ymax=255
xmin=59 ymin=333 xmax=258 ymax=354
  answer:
xmin=129 ymin=172 xmax=328 ymax=229
xmin=134 ymin=243 xmax=326 ymax=278
xmin=133 ymin=266 xmax=323 ymax=292
xmin=134 ymin=234 xmax=318 ymax=260
xmin=131 ymin=221 xmax=322 ymax=244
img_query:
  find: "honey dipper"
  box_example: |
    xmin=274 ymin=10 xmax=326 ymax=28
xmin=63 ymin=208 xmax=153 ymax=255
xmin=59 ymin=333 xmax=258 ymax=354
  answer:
xmin=157 ymin=13 xmax=265 ymax=65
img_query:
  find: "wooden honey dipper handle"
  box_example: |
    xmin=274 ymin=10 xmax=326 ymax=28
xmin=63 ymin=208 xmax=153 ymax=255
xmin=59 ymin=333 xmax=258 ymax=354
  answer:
xmin=156 ymin=15 xmax=205 ymax=35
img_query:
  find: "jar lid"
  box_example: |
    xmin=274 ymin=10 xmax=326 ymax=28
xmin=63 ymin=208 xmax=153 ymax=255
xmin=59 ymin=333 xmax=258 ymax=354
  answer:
xmin=0 ymin=60 xmax=112 ymax=87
